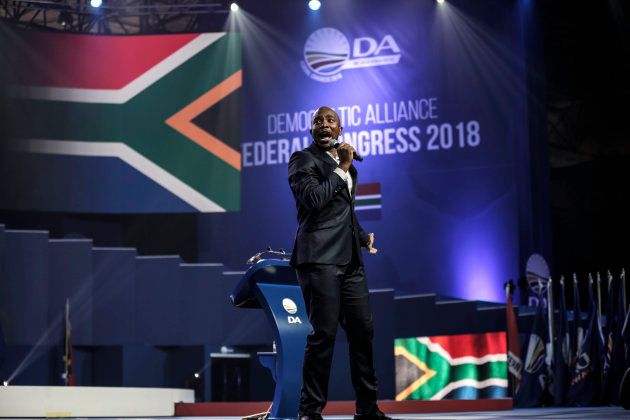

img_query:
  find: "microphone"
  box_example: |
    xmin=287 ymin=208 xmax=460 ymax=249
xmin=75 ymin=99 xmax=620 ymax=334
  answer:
xmin=331 ymin=140 xmax=363 ymax=162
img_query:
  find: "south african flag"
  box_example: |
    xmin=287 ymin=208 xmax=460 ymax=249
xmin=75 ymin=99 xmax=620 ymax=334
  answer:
xmin=2 ymin=28 xmax=241 ymax=213
xmin=395 ymin=332 xmax=508 ymax=400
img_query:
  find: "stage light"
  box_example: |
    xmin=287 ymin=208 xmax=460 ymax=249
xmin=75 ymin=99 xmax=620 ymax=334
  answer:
xmin=193 ymin=372 xmax=200 ymax=378
xmin=90 ymin=0 xmax=102 ymax=7
xmin=57 ymin=11 xmax=73 ymax=27
xmin=436 ymin=0 xmax=445 ymax=4
xmin=308 ymin=0 xmax=321 ymax=11
xmin=2 ymin=381 xmax=8 ymax=386
xmin=230 ymin=2 xmax=239 ymax=12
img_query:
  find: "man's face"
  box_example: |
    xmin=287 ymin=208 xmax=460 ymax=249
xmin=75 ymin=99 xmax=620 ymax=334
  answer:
xmin=311 ymin=106 xmax=343 ymax=150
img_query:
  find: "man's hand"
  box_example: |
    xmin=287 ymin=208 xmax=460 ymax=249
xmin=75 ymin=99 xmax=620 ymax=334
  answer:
xmin=366 ymin=232 xmax=378 ymax=254
xmin=337 ymin=142 xmax=355 ymax=172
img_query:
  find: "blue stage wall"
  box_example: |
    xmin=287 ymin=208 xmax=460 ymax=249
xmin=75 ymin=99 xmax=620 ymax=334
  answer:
xmin=198 ymin=0 xmax=544 ymax=302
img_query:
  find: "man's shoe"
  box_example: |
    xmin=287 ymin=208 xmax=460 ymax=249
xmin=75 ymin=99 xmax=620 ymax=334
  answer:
xmin=354 ymin=409 xmax=393 ymax=420
xmin=298 ymin=413 xmax=324 ymax=420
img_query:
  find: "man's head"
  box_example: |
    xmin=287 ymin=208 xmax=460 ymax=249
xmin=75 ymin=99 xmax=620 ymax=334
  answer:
xmin=310 ymin=106 xmax=343 ymax=150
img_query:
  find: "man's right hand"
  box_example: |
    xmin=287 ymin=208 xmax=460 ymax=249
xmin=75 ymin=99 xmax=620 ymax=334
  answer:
xmin=337 ymin=142 xmax=355 ymax=171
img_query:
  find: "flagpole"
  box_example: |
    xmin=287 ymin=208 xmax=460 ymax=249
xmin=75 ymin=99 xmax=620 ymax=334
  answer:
xmin=64 ymin=298 xmax=69 ymax=387
xmin=622 ymin=268 xmax=627 ymax=318
xmin=547 ymin=277 xmax=554 ymax=361
xmin=572 ymin=273 xmax=582 ymax=360
xmin=596 ymin=272 xmax=602 ymax=323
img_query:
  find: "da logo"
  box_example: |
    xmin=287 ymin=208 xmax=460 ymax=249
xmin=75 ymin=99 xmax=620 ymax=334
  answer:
xmin=282 ymin=298 xmax=298 ymax=314
xmin=301 ymin=27 xmax=401 ymax=83
xmin=282 ymin=298 xmax=302 ymax=324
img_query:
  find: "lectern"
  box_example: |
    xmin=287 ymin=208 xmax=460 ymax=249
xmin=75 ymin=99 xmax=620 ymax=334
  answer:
xmin=231 ymin=259 xmax=312 ymax=420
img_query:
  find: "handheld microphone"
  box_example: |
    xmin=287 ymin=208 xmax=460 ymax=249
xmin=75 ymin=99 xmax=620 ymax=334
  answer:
xmin=331 ymin=140 xmax=363 ymax=162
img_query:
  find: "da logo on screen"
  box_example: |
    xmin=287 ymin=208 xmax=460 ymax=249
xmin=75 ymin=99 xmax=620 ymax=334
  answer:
xmin=301 ymin=27 xmax=401 ymax=83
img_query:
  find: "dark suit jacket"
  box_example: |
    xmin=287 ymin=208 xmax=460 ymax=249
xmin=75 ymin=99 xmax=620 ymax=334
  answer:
xmin=288 ymin=142 xmax=370 ymax=266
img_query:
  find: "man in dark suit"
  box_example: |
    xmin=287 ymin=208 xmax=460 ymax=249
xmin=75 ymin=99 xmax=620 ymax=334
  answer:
xmin=288 ymin=106 xmax=391 ymax=420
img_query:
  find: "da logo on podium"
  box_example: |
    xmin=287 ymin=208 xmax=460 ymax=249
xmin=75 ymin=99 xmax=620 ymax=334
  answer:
xmin=301 ymin=27 xmax=401 ymax=82
xmin=282 ymin=298 xmax=302 ymax=324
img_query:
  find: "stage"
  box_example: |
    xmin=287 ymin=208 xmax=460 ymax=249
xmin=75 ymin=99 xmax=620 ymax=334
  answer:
xmin=26 ymin=407 xmax=627 ymax=419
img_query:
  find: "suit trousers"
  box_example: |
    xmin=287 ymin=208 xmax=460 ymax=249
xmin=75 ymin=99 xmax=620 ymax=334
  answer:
xmin=296 ymin=249 xmax=378 ymax=415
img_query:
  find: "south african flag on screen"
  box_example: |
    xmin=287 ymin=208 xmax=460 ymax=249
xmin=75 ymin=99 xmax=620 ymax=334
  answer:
xmin=395 ymin=332 xmax=508 ymax=400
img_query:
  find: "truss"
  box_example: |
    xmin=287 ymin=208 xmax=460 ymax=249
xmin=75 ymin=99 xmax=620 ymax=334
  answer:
xmin=0 ymin=0 xmax=228 ymax=34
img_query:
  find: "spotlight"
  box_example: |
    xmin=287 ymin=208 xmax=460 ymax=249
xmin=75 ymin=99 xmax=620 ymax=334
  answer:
xmin=308 ymin=0 xmax=321 ymax=11
xmin=2 ymin=381 xmax=8 ymax=386
xmin=193 ymin=372 xmax=200 ymax=378
xmin=90 ymin=0 xmax=103 ymax=7
xmin=230 ymin=2 xmax=239 ymax=12
xmin=57 ymin=11 xmax=73 ymax=27
xmin=436 ymin=0 xmax=445 ymax=3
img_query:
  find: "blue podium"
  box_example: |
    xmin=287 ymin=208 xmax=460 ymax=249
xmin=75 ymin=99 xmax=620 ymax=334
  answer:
xmin=231 ymin=259 xmax=312 ymax=420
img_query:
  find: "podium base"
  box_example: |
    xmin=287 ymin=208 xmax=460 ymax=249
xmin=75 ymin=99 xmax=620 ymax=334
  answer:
xmin=242 ymin=411 xmax=270 ymax=420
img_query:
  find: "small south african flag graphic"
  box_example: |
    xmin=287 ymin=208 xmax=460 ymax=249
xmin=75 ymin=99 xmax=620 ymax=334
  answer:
xmin=355 ymin=182 xmax=381 ymax=220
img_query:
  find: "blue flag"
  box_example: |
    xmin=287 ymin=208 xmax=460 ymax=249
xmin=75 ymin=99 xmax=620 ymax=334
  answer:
xmin=567 ymin=278 xmax=605 ymax=406
xmin=515 ymin=291 xmax=549 ymax=407
xmin=571 ymin=274 xmax=585 ymax=369
xmin=554 ymin=278 xmax=571 ymax=406
xmin=602 ymin=272 xmax=615 ymax=403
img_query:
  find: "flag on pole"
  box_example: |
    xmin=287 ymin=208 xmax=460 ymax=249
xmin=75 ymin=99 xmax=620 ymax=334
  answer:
xmin=571 ymin=273 xmax=584 ymax=370
xmin=505 ymin=280 xmax=522 ymax=396
xmin=602 ymin=270 xmax=618 ymax=403
xmin=553 ymin=276 xmax=571 ymax=406
xmin=62 ymin=299 xmax=75 ymax=386
xmin=515 ymin=286 xmax=549 ymax=407
xmin=546 ymin=277 xmax=555 ymax=402
xmin=567 ymin=277 xmax=605 ymax=406
xmin=622 ymin=296 xmax=630 ymax=371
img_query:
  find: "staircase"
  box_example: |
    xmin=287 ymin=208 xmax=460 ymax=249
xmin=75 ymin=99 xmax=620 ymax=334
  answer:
xmin=0 ymin=224 xmax=518 ymax=402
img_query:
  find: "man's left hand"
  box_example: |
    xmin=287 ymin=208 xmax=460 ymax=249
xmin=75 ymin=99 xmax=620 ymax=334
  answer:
xmin=366 ymin=232 xmax=378 ymax=254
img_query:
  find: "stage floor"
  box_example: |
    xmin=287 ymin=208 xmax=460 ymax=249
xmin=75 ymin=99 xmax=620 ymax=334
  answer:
xmin=66 ymin=406 xmax=629 ymax=420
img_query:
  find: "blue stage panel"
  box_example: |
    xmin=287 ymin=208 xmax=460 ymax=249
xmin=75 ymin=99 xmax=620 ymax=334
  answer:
xmin=179 ymin=263 xmax=227 ymax=345
xmin=370 ymin=289 xmax=396 ymax=400
xmin=92 ymin=346 xmax=124 ymax=386
xmin=0 ymin=345 xmax=56 ymax=385
xmin=48 ymin=239 xmax=94 ymax=346
xmin=1 ymin=230 xmax=50 ymax=345
xmin=217 ymin=272 xmax=272 ymax=347
xmin=432 ymin=300 xmax=479 ymax=336
xmin=136 ymin=256 xmax=183 ymax=345
xmin=328 ymin=289 xmax=396 ymax=401
xmin=122 ymin=345 xmax=169 ymax=387
xmin=92 ymin=248 xmax=138 ymax=345
xmin=394 ymin=294 xmax=437 ymax=339
xmin=474 ymin=304 xmax=507 ymax=334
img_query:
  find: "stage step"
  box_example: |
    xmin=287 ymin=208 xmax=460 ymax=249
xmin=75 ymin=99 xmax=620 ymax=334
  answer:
xmin=0 ymin=224 xmax=525 ymax=401
xmin=92 ymin=247 xmax=138 ymax=345
xmin=174 ymin=398 xmax=513 ymax=417
xmin=0 ymin=385 xmax=193 ymax=417
xmin=136 ymin=255 xmax=183 ymax=345
xmin=48 ymin=239 xmax=94 ymax=346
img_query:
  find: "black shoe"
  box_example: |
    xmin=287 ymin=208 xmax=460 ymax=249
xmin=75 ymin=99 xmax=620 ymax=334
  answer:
xmin=298 ymin=413 xmax=324 ymax=420
xmin=354 ymin=409 xmax=393 ymax=420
